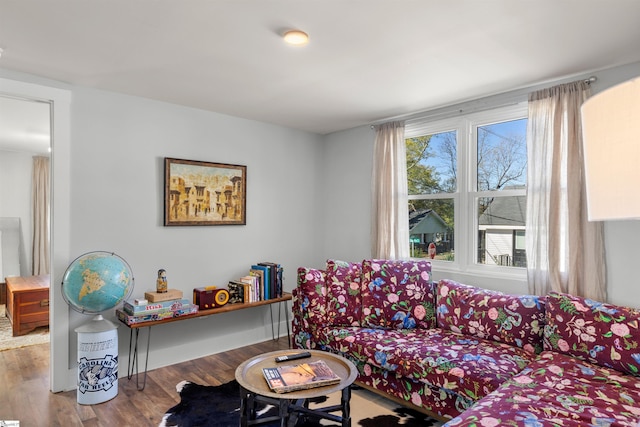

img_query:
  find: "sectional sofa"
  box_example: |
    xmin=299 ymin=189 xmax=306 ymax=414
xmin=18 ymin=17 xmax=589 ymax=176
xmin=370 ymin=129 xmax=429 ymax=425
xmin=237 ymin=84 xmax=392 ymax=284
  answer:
xmin=291 ymin=258 xmax=640 ymax=426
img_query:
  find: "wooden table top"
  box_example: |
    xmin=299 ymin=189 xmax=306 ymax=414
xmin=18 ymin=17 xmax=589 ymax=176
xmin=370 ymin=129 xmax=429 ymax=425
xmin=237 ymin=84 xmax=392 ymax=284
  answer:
xmin=118 ymin=292 xmax=292 ymax=329
xmin=6 ymin=274 xmax=50 ymax=292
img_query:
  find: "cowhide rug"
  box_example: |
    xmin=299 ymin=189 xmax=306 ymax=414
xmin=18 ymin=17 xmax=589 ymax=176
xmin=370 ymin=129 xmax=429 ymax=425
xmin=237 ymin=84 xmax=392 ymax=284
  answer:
xmin=159 ymin=380 xmax=444 ymax=427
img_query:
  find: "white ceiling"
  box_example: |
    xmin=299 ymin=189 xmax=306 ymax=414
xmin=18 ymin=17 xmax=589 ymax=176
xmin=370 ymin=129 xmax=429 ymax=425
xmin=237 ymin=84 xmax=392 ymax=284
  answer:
xmin=1 ymin=1 xmax=640 ymax=152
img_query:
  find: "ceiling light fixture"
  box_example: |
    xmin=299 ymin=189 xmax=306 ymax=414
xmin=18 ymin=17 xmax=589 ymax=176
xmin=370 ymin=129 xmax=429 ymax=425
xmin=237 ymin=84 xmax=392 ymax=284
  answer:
xmin=283 ymin=30 xmax=309 ymax=46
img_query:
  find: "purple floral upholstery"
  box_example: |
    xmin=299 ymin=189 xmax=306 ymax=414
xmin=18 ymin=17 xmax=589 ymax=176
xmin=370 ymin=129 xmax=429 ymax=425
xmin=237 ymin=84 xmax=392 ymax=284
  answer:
xmin=544 ymin=291 xmax=640 ymax=376
xmin=443 ymin=351 xmax=640 ymax=427
xmin=360 ymin=259 xmax=436 ymax=329
xmin=341 ymin=349 xmax=473 ymax=419
xmin=325 ymin=259 xmax=362 ymax=327
xmin=291 ymin=267 xmax=326 ymax=349
xmin=317 ymin=326 xmax=534 ymax=408
xmin=437 ymin=279 xmax=546 ymax=354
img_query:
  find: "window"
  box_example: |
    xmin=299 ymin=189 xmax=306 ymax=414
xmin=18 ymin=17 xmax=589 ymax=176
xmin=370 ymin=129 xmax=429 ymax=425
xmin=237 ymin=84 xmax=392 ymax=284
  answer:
xmin=406 ymin=104 xmax=528 ymax=273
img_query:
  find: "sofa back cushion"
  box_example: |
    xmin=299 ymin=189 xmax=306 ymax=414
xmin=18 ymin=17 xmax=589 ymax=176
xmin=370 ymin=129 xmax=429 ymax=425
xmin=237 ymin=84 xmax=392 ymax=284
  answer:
xmin=360 ymin=259 xmax=435 ymax=329
xmin=436 ymin=279 xmax=546 ymax=353
xmin=544 ymin=291 xmax=640 ymax=376
xmin=325 ymin=259 xmax=362 ymax=327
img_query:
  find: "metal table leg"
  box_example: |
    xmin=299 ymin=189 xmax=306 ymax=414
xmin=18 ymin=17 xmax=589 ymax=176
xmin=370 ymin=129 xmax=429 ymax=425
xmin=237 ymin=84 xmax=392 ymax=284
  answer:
xmin=126 ymin=326 xmax=151 ymax=391
xmin=269 ymin=299 xmax=291 ymax=344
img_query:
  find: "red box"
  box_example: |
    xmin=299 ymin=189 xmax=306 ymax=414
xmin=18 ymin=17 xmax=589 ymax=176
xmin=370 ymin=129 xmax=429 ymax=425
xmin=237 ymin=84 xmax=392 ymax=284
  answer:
xmin=193 ymin=287 xmax=230 ymax=309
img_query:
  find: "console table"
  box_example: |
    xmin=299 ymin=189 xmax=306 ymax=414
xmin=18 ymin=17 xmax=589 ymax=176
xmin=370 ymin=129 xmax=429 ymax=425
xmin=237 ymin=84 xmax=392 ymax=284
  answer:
xmin=118 ymin=292 xmax=292 ymax=390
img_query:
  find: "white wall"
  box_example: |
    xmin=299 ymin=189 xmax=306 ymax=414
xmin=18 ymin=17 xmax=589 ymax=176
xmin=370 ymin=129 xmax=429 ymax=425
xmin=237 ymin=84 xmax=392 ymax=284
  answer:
xmin=65 ymin=86 xmax=324 ymax=380
xmin=0 ymin=150 xmax=33 ymax=276
xmin=319 ymin=125 xmax=375 ymax=266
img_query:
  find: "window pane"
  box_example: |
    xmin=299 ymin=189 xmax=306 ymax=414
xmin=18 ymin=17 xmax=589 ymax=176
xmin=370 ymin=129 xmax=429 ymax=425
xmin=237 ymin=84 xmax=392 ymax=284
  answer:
xmin=409 ymin=199 xmax=454 ymax=261
xmin=477 ymin=196 xmax=527 ymax=267
xmin=477 ymin=119 xmax=527 ymax=191
xmin=406 ymin=131 xmax=457 ymax=194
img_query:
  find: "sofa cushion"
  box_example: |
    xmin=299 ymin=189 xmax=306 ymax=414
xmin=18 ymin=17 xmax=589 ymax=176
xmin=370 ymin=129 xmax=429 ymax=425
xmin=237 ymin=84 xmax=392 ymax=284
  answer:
xmin=544 ymin=291 xmax=640 ymax=376
xmin=443 ymin=351 xmax=640 ymax=427
xmin=345 ymin=352 xmax=474 ymax=419
xmin=324 ymin=259 xmax=362 ymax=327
xmin=437 ymin=279 xmax=546 ymax=354
xmin=360 ymin=259 xmax=436 ymax=329
xmin=318 ymin=326 xmax=534 ymax=405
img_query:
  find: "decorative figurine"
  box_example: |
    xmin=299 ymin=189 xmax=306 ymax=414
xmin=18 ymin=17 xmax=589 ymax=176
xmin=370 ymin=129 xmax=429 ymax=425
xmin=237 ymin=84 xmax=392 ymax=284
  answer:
xmin=156 ymin=269 xmax=168 ymax=293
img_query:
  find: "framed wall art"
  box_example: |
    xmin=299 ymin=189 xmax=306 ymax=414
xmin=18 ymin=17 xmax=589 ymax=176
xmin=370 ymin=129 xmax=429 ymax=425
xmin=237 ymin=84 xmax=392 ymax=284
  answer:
xmin=164 ymin=157 xmax=247 ymax=226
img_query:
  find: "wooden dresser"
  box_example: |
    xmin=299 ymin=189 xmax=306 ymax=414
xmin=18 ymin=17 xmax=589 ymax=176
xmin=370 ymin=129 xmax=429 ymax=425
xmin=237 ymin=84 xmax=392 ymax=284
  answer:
xmin=6 ymin=274 xmax=50 ymax=336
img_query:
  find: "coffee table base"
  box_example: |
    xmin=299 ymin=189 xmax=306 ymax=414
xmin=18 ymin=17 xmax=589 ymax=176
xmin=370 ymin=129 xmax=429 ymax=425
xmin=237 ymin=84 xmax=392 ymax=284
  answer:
xmin=239 ymin=385 xmax=352 ymax=427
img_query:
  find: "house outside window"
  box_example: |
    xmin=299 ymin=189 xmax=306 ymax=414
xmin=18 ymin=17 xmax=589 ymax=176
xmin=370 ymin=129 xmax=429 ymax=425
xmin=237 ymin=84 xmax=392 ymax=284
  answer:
xmin=406 ymin=103 xmax=528 ymax=275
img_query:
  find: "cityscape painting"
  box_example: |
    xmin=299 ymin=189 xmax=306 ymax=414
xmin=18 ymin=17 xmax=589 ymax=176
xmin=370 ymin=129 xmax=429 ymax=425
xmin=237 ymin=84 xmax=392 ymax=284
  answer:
xmin=164 ymin=157 xmax=246 ymax=226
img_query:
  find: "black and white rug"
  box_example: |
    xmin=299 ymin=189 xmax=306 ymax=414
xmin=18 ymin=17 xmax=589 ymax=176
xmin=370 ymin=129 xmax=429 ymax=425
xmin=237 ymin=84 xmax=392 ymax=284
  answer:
xmin=159 ymin=380 xmax=444 ymax=427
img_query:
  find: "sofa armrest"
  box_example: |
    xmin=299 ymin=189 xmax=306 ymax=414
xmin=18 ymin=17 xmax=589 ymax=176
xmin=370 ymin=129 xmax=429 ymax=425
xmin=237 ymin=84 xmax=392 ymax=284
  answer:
xmin=291 ymin=267 xmax=327 ymax=349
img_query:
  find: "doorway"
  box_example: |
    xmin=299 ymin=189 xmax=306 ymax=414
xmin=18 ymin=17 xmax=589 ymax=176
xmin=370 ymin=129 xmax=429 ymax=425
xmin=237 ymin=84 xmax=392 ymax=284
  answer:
xmin=0 ymin=95 xmax=51 ymax=347
xmin=0 ymin=76 xmax=72 ymax=392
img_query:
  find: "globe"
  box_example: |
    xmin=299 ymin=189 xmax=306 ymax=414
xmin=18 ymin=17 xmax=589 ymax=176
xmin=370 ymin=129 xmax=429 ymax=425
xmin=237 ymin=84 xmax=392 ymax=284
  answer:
xmin=61 ymin=251 xmax=135 ymax=314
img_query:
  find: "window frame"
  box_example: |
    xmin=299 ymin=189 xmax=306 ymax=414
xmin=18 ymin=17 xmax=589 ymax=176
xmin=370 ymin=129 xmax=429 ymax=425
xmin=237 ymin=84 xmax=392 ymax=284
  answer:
xmin=406 ymin=102 xmax=528 ymax=280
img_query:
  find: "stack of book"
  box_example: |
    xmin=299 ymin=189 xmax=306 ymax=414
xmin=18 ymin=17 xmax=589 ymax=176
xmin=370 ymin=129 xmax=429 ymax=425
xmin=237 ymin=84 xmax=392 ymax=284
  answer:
xmin=116 ymin=295 xmax=199 ymax=325
xmin=227 ymin=261 xmax=283 ymax=304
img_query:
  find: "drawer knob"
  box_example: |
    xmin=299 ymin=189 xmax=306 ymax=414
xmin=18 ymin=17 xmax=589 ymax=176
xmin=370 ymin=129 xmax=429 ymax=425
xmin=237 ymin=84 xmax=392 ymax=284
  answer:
xmin=41 ymin=299 xmax=49 ymax=307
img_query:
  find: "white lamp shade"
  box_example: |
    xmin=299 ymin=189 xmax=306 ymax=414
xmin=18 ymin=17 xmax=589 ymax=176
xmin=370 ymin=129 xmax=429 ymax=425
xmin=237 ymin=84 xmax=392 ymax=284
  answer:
xmin=581 ymin=77 xmax=640 ymax=221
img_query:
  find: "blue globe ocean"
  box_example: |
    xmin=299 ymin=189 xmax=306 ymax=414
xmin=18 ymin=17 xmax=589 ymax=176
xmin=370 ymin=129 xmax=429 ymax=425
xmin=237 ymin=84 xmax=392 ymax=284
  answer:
xmin=62 ymin=251 xmax=134 ymax=314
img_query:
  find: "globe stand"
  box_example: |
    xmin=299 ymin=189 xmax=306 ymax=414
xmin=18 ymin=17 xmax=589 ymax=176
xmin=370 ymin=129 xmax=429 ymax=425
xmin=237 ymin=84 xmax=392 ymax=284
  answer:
xmin=61 ymin=251 xmax=134 ymax=405
xmin=74 ymin=314 xmax=119 ymax=405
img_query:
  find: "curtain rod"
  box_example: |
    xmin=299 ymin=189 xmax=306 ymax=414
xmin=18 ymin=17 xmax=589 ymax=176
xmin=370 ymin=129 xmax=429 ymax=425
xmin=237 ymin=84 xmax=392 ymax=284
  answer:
xmin=371 ymin=75 xmax=598 ymax=128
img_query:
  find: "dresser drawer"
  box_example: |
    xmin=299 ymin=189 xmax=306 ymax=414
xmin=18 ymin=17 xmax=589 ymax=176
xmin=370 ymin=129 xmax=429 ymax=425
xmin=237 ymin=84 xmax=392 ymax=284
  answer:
xmin=16 ymin=289 xmax=49 ymax=306
xmin=17 ymin=294 xmax=49 ymax=315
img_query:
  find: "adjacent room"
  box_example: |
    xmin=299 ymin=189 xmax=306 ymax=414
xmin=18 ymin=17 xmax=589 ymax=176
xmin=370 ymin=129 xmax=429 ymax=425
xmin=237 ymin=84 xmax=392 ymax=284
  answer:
xmin=1 ymin=1 xmax=640 ymax=426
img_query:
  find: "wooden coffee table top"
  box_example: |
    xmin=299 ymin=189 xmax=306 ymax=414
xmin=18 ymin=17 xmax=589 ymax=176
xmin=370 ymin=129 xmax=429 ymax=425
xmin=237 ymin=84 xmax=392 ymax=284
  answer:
xmin=235 ymin=349 xmax=357 ymax=399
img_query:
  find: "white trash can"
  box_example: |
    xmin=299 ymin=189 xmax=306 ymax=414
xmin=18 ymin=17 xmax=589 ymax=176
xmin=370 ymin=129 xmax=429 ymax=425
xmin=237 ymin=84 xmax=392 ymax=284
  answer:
xmin=75 ymin=315 xmax=119 ymax=404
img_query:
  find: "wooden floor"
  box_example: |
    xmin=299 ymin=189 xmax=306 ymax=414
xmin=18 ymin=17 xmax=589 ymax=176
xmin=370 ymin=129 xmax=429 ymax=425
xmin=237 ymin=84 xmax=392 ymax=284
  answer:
xmin=0 ymin=338 xmax=290 ymax=426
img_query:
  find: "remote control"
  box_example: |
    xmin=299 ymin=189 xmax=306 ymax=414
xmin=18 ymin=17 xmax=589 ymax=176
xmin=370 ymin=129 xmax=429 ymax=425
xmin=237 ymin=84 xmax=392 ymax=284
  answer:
xmin=275 ymin=352 xmax=311 ymax=363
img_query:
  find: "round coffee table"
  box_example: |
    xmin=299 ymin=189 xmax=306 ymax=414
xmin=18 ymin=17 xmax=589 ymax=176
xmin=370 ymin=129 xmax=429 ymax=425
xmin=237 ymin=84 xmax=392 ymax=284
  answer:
xmin=235 ymin=349 xmax=357 ymax=427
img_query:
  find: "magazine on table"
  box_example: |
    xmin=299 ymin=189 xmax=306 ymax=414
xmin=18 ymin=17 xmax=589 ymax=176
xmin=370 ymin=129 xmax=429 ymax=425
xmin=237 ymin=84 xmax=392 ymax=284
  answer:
xmin=262 ymin=360 xmax=341 ymax=393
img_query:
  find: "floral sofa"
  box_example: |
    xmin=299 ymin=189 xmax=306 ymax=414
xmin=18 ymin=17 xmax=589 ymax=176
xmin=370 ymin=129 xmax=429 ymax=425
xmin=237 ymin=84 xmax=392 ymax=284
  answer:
xmin=291 ymin=259 xmax=640 ymax=426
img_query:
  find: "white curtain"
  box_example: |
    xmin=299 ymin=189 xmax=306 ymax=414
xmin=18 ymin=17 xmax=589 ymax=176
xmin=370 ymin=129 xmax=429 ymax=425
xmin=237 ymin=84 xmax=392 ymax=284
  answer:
xmin=371 ymin=121 xmax=410 ymax=259
xmin=32 ymin=156 xmax=50 ymax=275
xmin=526 ymin=81 xmax=606 ymax=300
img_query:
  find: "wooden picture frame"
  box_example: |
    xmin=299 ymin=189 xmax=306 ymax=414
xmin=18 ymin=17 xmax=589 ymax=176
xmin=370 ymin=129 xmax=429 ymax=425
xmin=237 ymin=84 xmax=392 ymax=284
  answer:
xmin=164 ymin=157 xmax=247 ymax=226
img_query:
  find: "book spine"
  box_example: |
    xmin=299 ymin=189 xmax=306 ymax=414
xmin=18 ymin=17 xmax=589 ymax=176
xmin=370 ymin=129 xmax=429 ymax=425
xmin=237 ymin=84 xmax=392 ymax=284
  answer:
xmin=239 ymin=275 xmax=258 ymax=302
xmin=243 ymin=282 xmax=250 ymax=303
xmin=276 ymin=265 xmax=283 ymax=298
xmin=259 ymin=262 xmax=279 ymax=300
xmin=263 ymin=265 xmax=271 ymax=300
xmin=250 ymin=265 xmax=268 ymax=300
xmin=227 ymin=282 xmax=245 ymax=304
